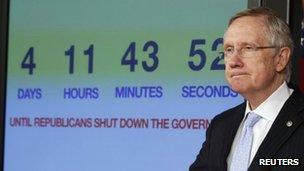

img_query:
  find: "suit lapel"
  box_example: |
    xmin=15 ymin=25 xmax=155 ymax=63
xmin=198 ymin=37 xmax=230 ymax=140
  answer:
xmin=249 ymin=88 xmax=304 ymax=169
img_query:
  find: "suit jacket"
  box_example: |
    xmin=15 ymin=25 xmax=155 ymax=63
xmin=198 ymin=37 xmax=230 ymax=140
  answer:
xmin=189 ymin=86 xmax=304 ymax=171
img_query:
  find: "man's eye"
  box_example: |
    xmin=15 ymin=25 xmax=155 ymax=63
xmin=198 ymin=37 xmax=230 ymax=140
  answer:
xmin=225 ymin=47 xmax=234 ymax=52
xmin=244 ymin=46 xmax=254 ymax=50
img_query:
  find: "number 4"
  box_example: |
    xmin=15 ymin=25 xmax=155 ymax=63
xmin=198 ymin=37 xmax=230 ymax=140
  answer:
xmin=21 ymin=47 xmax=36 ymax=75
xmin=121 ymin=42 xmax=138 ymax=72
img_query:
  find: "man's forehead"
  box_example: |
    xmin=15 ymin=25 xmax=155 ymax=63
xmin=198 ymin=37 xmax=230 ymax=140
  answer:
xmin=229 ymin=15 xmax=267 ymax=27
xmin=223 ymin=16 xmax=269 ymax=44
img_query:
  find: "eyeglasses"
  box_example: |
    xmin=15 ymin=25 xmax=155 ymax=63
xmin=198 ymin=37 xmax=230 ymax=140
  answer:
xmin=224 ymin=44 xmax=277 ymax=58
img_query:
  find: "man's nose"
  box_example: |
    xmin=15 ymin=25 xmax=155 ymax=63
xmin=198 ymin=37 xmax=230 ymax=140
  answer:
xmin=225 ymin=54 xmax=244 ymax=68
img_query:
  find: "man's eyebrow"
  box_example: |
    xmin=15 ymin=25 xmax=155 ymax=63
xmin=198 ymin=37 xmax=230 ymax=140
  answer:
xmin=239 ymin=42 xmax=256 ymax=46
xmin=224 ymin=42 xmax=257 ymax=47
xmin=223 ymin=43 xmax=233 ymax=48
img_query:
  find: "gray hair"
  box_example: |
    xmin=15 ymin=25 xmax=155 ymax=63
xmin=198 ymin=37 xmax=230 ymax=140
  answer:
xmin=228 ymin=7 xmax=294 ymax=82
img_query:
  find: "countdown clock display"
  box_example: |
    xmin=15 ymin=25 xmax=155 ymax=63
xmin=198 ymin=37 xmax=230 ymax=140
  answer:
xmin=4 ymin=0 xmax=246 ymax=171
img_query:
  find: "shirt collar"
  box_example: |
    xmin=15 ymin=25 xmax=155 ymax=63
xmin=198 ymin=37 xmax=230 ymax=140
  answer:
xmin=245 ymin=81 xmax=293 ymax=121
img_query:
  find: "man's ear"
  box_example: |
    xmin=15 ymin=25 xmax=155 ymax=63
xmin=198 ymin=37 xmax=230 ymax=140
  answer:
xmin=275 ymin=47 xmax=291 ymax=72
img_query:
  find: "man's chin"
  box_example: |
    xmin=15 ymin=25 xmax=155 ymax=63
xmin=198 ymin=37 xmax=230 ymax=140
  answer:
xmin=229 ymin=85 xmax=248 ymax=95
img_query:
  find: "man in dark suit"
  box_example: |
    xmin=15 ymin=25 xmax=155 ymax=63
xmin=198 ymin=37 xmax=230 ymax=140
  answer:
xmin=190 ymin=7 xmax=304 ymax=171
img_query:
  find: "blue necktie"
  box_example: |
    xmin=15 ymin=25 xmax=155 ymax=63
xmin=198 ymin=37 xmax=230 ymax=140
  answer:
xmin=230 ymin=112 xmax=261 ymax=171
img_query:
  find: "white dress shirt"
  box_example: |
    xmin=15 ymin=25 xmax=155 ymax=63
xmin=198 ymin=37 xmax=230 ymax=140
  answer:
xmin=227 ymin=82 xmax=293 ymax=170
